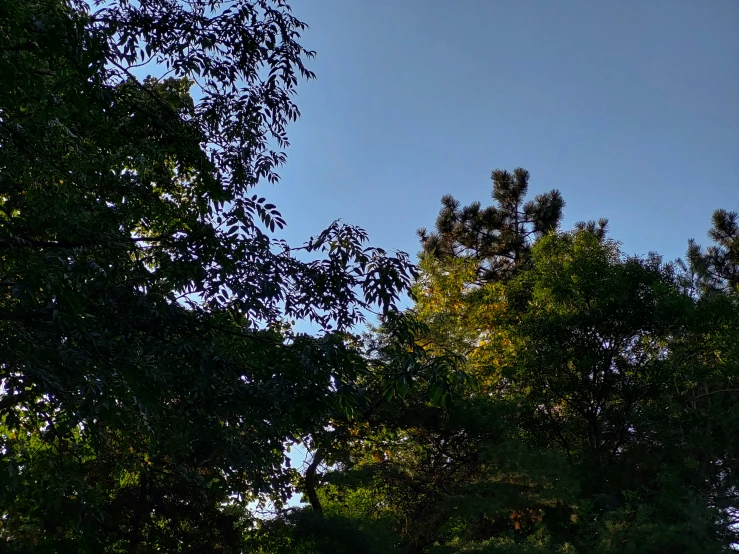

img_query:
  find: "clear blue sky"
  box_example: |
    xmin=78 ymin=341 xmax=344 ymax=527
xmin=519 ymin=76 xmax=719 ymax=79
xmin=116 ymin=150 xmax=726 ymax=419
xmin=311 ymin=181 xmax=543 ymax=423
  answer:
xmin=263 ymin=0 xmax=738 ymax=268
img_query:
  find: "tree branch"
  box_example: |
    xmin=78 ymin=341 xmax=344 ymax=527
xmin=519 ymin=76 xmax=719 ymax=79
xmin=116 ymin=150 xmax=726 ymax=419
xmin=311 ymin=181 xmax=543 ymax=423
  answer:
xmin=305 ymin=448 xmax=324 ymax=517
xmin=0 ymin=236 xmax=169 ymax=249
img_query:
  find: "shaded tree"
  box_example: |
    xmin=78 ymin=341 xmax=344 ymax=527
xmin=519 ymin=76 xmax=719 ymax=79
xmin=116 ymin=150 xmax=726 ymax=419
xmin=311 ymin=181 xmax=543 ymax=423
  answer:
xmin=0 ymin=1 xmax=421 ymax=551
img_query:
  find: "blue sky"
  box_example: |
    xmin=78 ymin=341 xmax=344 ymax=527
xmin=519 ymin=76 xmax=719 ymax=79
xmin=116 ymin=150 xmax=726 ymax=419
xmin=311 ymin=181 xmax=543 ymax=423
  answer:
xmin=263 ymin=0 xmax=738 ymax=269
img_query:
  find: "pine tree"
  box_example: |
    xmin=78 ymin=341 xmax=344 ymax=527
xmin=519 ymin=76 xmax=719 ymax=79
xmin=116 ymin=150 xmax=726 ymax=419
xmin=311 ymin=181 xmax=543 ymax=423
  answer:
xmin=688 ymin=207 xmax=739 ymax=294
xmin=417 ymin=168 xmax=565 ymax=284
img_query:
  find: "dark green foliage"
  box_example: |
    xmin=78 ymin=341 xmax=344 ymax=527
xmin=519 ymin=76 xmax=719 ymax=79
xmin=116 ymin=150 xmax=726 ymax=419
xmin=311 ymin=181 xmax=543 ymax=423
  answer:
xmin=2 ymin=2 xmax=738 ymax=552
xmin=573 ymin=217 xmax=610 ymax=240
xmin=246 ymin=510 xmax=404 ymax=553
xmin=313 ymin=218 xmax=739 ymax=552
xmin=687 ymin=207 xmax=739 ymax=293
xmin=504 ymin=232 xmax=737 ymax=551
xmin=418 ymin=168 xmax=565 ymax=283
xmin=0 ymin=1 xmax=420 ymax=551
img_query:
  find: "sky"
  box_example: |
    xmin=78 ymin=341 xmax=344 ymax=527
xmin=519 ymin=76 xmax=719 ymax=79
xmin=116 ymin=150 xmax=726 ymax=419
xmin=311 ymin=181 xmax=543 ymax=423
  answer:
xmin=262 ymin=0 xmax=738 ymax=271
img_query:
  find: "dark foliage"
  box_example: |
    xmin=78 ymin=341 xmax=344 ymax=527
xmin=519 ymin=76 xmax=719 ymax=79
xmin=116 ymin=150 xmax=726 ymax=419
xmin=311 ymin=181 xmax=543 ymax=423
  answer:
xmin=418 ymin=168 xmax=565 ymax=283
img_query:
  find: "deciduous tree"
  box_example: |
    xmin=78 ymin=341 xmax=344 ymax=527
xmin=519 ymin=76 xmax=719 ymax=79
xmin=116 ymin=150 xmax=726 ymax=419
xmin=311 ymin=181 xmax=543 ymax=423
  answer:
xmin=0 ymin=1 xmax=419 ymax=551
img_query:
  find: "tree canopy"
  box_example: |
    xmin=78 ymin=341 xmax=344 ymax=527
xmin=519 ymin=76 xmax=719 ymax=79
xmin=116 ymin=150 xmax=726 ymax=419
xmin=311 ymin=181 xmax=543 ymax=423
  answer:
xmin=0 ymin=1 xmax=428 ymax=551
xmin=273 ymin=172 xmax=739 ymax=553
xmin=1 ymin=2 xmax=738 ymax=553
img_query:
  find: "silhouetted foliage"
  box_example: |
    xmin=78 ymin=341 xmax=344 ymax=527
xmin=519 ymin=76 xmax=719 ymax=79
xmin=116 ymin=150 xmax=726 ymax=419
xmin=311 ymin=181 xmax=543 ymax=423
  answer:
xmin=418 ymin=168 xmax=565 ymax=283
xmin=687 ymin=207 xmax=739 ymax=294
xmin=0 ymin=1 xmax=423 ymax=551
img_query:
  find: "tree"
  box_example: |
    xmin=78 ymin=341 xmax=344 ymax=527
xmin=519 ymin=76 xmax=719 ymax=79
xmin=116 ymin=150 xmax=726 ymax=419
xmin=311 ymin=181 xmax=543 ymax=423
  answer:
xmin=0 ymin=1 xmax=419 ymax=551
xmin=687 ymin=207 xmax=739 ymax=294
xmin=311 ymin=228 xmax=739 ymax=553
xmin=417 ymin=168 xmax=565 ymax=284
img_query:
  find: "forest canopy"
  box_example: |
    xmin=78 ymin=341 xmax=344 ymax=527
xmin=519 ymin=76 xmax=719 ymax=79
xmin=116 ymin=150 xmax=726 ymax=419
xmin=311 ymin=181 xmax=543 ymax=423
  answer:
xmin=1 ymin=1 xmax=737 ymax=553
